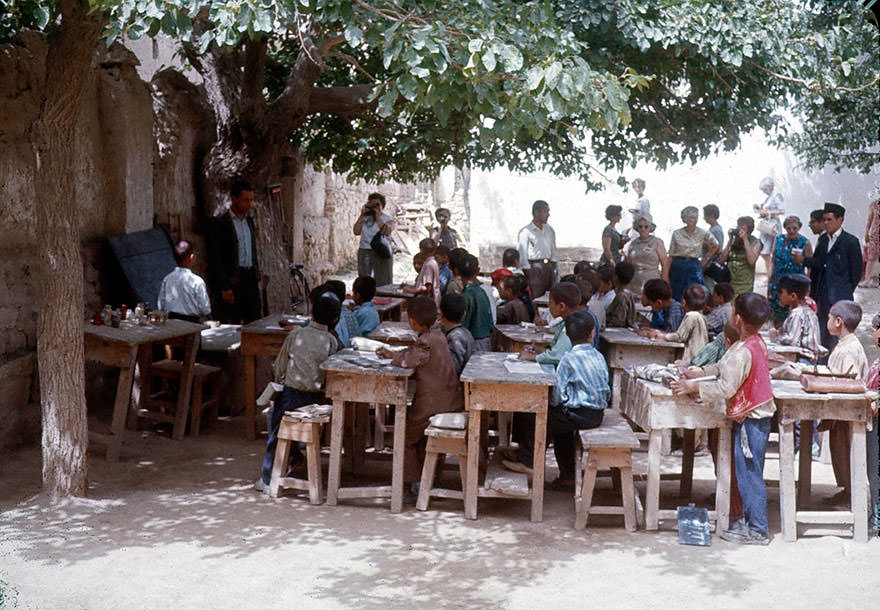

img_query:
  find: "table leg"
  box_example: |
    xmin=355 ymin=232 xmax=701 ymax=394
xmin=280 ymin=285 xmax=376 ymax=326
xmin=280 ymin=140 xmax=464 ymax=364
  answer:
xmin=680 ymin=428 xmax=695 ymax=499
xmin=797 ymin=420 xmax=813 ymax=507
xmin=715 ymin=426 xmax=731 ymax=532
xmin=390 ymin=400 xmax=407 ymax=513
xmin=779 ymin=421 xmax=797 ymax=542
xmin=326 ymin=398 xmax=346 ymax=506
xmin=851 ymin=421 xmax=869 ymax=542
xmin=646 ymin=430 xmax=662 ymax=530
xmin=465 ymin=401 xmax=481 ymax=519
xmin=531 ymin=410 xmax=547 ymax=522
xmin=107 ymin=346 xmax=138 ymax=462
xmin=171 ymin=333 xmax=198 ymax=441
xmin=497 ymin=412 xmax=511 ymax=448
xmin=244 ymin=354 xmax=256 ymax=440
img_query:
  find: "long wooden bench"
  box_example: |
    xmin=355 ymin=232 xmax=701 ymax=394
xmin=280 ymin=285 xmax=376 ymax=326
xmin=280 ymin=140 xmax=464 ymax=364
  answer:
xmin=574 ymin=410 xmax=642 ymax=531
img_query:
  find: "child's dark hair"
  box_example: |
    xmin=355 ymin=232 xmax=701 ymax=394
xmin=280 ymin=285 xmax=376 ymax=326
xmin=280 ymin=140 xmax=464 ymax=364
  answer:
xmin=564 ymin=309 xmax=595 ymax=345
xmin=550 ymin=281 xmax=582 ymax=309
xmin=408 ymin=296 xmax=438 ymax=327
xmin=502 ymin=248 xmax=519 ymax=267
xmin=683 ymin=283 xmax=709 ymax=311
xmin=579 ymin=270 xmax=601 ymax=295
xmin=353 ymin=276 xmax=376 ymax=302
xmin=324 ymin=279 xmax=347 ymax=302
xmin=413 ymin=252 xmax=425 ymax=265
xmin=643 ymin=278 xmax=672 ymax=302
xmin=597 ymin=266 xmax=615 ymax=286
xmin=829 ymin=299 xmax=862 ymax=332
xmin=778 ymin=273 xmax=810 ymax=300
xmin=448 ymin=247 xmax=469 ymax=272
xmin=440 ymin=293 xmax=466 ymax=323
xmin=419 ymin=238 xmax=437 ymax=253
xmin=173 ymin=240 xmax=194 ymax=266
xmin=573 ymin=260 xmax=593 ymax=275
xmin=733 ymin=292 xmax=771 ymax=329
xmin=436 ymin=245 xmax=450 ymax=258
xmin=502 ymin=275 xmax=524 ymax=296
xmin=313 ymin=291 xmax=342 ymax=326
xmin=459 ymin=254 xmax=479 ymax=279
xmin=723 ymin=322 xmax=740 ymax=344
xmin=614 ymin=262 xmax=635 ymax=285
xmin=713 ymin=282 xmax=735 ymax=303
xmin=572 ymin=277 xmax=593 ymax=305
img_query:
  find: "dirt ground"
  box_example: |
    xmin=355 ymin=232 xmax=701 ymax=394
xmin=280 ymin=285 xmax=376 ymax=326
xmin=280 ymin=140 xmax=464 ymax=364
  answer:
xmin=2 ymin=280 xmax=880 ymax=610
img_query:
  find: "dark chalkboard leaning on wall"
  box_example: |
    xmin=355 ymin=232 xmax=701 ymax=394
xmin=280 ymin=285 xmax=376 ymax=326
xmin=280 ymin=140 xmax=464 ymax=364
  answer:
xmin=105 ymin=227 xmax=176 ymax=308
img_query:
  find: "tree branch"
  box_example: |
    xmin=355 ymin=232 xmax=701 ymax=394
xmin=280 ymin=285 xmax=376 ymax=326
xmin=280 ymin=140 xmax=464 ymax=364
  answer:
xmin=308 ymin=84 xmax=376 ymax=116
xmin=327 ymin=52 xmax=379 ymax=82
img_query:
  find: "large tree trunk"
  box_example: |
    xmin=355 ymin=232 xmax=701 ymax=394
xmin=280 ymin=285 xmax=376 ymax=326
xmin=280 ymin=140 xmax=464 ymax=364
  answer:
xmin=31 ymin=0 xmax=103 ymax=499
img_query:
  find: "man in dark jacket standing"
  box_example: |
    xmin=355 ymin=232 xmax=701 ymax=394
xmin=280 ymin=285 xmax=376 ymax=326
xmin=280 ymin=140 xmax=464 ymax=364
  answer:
xmin=797 ymin=202 xmax=862 ymax=351
xmin=207 ymin=180 xmax=262 ymax=323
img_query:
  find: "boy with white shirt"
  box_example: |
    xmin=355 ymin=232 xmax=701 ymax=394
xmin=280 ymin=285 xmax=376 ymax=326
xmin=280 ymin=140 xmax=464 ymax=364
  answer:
xmin=157 ymin=240 xmax=212 ymax=322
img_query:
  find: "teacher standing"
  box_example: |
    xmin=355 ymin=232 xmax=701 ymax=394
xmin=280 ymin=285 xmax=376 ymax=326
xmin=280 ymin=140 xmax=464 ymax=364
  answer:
xmin=517 ymin=200 xmax=557 ymax=299
xmin=667 ymin=206 xmax=719 ymax=302
xmin=353 ymin=192 xmax=394 ymax=287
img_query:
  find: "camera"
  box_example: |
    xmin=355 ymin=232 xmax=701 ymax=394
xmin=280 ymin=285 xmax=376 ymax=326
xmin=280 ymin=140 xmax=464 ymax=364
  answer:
xmin=728 ymin=228 xmax=738 ymax=238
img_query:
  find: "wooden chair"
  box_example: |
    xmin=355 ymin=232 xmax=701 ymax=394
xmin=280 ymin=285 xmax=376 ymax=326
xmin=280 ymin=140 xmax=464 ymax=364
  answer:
xmin=574 ymin=410 xmax=642 ymax=531
xmin=146 ymin=359 xmax=222 ymax=437
xmin=416 ymin=415 xmax=469 ymax=511
xmin=269 ymin=405 xmax=332 ymax=504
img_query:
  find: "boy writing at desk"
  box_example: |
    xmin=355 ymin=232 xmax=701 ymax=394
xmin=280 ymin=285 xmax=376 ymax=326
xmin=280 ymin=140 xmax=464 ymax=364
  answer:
xmin=767 ymin=274 xmax=822 ymax=362
xmin=378 ymin=296 xmax=463 ymax=504
xmin=644 ymin=283 xmax=709 ymax=362
xmin=672 ymin=293 xmax=776 ymax=545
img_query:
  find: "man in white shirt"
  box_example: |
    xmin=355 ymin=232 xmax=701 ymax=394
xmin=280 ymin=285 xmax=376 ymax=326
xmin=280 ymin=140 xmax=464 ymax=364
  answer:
xmin=517 ymin=200 xmax=557 ymax=299
xmin=157 ymin=240 xmax=212 ymax=322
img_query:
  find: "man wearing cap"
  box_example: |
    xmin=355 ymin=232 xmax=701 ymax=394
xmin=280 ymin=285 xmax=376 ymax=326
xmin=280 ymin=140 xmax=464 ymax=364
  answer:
xmin=795 ymin=202 xmax=862 ymax=350
xmin=517 ymin=200 xmax=557 ymax=299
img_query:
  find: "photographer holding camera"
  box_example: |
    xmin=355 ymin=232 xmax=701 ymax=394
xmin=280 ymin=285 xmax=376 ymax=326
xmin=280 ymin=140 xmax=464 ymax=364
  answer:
xmin=430 ymin=207 xmax=459 ymax=250
xmin=719 ymin=216 xmax=762 ymax=296
xmin=353 ymin=192 xmax=394 ymax=286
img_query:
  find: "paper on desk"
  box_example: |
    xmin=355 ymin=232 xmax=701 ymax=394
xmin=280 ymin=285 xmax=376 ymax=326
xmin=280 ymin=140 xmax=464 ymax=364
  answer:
xmin=504 ymin=360 xmax=547 ymax=375
xmin=351 ymin=337 xmax=405 ymax=352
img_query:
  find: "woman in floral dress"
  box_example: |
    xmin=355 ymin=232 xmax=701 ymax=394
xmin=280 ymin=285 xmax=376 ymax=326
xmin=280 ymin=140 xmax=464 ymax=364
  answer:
xmin=768 ymin=216 xmax=812 ymax=323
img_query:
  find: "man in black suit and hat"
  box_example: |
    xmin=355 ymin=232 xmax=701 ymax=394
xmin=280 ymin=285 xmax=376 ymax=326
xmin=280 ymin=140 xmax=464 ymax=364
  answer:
xmin=795 ymin=202 xmax=862 ymax=350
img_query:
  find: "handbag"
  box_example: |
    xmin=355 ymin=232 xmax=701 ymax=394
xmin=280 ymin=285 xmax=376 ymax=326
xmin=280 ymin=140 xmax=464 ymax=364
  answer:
xmin=370 ymin=230 xmax=392 ymax=259
xmin=704 ymin=260 xmax=731 ymax=283
xmin=756 ymin=218 xmax=778 ymax=237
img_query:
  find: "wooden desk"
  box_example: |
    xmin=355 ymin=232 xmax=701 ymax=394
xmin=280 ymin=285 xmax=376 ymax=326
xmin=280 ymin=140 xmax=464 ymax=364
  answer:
xmin=240 ymin=314 xmax=304 ymax=440
xmin=619 ymin=368 xmax=731 ymax=531
xmin=600 ymin=328 xmax=684 ymax=409
xmin=322 ymin=350 xmax=413 ymax=513
xmin=376 ymin=284 xmax=414 ymax=299
xmin=773 ymin=380 xmax=873 ymax=542
xmin=461 ymin=352 xmax=556 ymax=522
xmin=368 ymin=322 xmax=418 ymax=346
xmin=374 ymin=297 xmax=406 ymax=321
xmin=494 ymin=324 xmax=555 ymax=353
xmin=84 ymin=319 xmax=205 ymax=461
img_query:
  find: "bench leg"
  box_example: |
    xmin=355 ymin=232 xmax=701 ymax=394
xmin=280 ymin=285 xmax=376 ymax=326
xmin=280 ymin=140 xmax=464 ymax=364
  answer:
xmin=574 ymin=458 xmax=599 ymax=530
xmin=269 ymin=436 xmax=291 ymax=498
xmin=306 ymin=424 xmax=323 ymax=505
xmin=680 ymin=428 xmax=695 ymax=499
xmin=416 ymin=449 xmax=439 ymax=511
xmin=620 ymin=464 xmax=637 ymax=532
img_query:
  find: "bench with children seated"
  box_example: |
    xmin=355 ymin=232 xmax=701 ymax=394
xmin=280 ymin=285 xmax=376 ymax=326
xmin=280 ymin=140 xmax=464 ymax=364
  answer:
xmin=416 ymin=412 xmax=469 ymax=511
xmin=268 ymin=404 xmax=333 ymax=504
xmin=574 ymin=410 xmax=642 ymax=531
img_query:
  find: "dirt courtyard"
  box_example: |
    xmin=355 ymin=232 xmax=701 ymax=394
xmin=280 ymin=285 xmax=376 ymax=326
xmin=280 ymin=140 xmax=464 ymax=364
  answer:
xmin=2 ymin=283 xmax=880 ymax=609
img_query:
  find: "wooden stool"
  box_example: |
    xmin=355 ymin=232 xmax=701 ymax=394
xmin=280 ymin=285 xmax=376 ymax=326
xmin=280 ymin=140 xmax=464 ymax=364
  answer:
xmin=269 ymin=405 xmax=332 ymax=504
xmin=574 ymin=410 xmax=641 ymax=531
xmin=416 ymin=418 xmax=469 ymax=511
xmin=147 ymin=359 xmax=222 ymax=437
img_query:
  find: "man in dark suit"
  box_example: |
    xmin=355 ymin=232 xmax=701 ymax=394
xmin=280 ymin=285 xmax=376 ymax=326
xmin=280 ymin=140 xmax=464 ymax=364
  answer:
xmin=206 ymin=180 xmax=262 ymax=324
xmin=797 ymin=202 xmax=862 ymax=350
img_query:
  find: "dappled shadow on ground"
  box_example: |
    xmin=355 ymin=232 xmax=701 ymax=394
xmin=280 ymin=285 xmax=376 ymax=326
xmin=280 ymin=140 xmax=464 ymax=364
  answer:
xmin=0 ymin=419 xmax=781 ymax=608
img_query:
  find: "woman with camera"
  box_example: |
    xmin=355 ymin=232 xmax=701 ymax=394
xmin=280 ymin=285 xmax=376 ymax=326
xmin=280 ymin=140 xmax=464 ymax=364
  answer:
xmin=768 ymin=216 xmax=812 ymax=323
xmin=430 ymin=207 xmax=459 ymax=249
xmin=353 ymin=192 xmax=394 ymax=286
xmin=719 ymin=216 xmax=762 ymax=296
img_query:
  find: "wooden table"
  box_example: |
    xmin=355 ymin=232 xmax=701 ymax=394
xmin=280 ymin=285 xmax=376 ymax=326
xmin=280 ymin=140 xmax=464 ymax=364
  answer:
xmin=376 ymin=284 xmax=415 ymax=299
xmin=494 ymin=324 xmax=555 ymax=353
xmin=239 ymin=314 xmax=308 ymax=439
xmin=374 ymin=297 xmax=406 ymax=321
xmin=599 ymin=328 xmax=684 ymax=409
xmin=322 ymin=350 xmax=414 ymax=513
xmin=619 ymin=368 xmax=731 ymax=531
xmin=773 ymin=379 xmax=873 ymax=542
xmin=461 ymin=352 xmax=556 ymax=522
xmin=84 ymin=319 xmax=206 ymax=461
xmin=368 ymin=321 xmax=418 ymax=346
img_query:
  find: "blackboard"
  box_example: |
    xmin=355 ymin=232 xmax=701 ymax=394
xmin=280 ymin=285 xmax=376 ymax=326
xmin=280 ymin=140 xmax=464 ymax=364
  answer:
xmin=106 ymin=227 xmax=175 ymax=308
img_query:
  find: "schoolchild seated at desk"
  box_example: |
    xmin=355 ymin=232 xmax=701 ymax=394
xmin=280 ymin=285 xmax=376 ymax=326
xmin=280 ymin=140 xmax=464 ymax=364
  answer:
xmin=325 ymin=280 xmax=360 ymax=348
xmin=767 ymin=273 xmax=822 ymax=361
xmin=402 ymin=238 xmax=441 ymax=307
xmin=445 ymin=248 xmax=468 ymax=296
xmin=519 ymin=282 xmax=580 ymax=366
xmin=459 ymin=253 xmax=495 ymax=351
xmin=642 ymin=278 xmax=683 ymax=332
xmin=705 ymin=282 xmax=734 ymax=336
xmin=255 ymin=290 xmax=341 ymax=493
xmin=570 ymin=271 xmax=604 ymax=334
xmin=644 ymin=283 xmax=709 ymax=362
xmin=157 ymin=240 xmax=212 ymax=323
xmin=436 ymin=245 xmax=452 ymax=295
xmin=352 ymin=275 xmax=380 ymax=336
xmin=673 ymin=293 xmax=776 ymax=545
xmin=377 ymin=296 xmax=464 ymax=505
xmin=605 ymin=262 xmax=638 ymax=328
xmin=496 ymin=274 xmax=531 ymax=325
xmin=504 ymin=310 xmax=609 ymax=489
xmin=440 ymin=293 xmax=475 ymax=376
xmin=596 ymin=266 xmax=616 ymax=311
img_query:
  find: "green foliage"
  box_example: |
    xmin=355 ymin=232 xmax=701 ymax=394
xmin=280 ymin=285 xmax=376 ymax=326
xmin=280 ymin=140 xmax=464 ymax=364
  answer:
xmin=0 ymin=0 xmax=54 ymax=41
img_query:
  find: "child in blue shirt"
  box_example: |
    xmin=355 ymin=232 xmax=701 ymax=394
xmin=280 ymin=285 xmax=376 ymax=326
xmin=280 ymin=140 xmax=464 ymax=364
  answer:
xmin=352 ymin=275 xmax=380 ymax=336
xmin=325 ymin=280 xmax=360 ymax=348
xmin=642 ymin=278 xmax=683 ymax=332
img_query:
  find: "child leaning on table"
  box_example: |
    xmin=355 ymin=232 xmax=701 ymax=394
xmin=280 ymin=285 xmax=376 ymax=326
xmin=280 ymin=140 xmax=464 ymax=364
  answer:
xmin=767 ymin=273 xmax=822 ymax=361
xmin=518 ymin=281 xmax=581 ymax=366
xmin=352 ymin=275 xmax=379 ymax=336
xmin=672 ymin=293 xmax=776 ymax=545
xmin=646 ymin=283 xmax=709 ymax=362
xmin=824 ymin=300 xmax=869 ymax=498
xmin=256 ymin=291 xmax=341 ymax=493
xmin=377 ymin=296 xmax=464 ymax=504
xmin=641 ymin=278 xmax=683 ymax=332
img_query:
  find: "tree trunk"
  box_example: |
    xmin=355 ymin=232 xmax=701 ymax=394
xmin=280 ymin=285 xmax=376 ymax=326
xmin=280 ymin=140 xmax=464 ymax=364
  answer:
xmin=31 ymin=0 xmax=103 ymax=499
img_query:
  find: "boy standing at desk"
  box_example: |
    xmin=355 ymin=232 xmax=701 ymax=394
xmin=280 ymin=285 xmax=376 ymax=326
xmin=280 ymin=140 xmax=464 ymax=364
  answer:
xmin=673 ymin=293 xmax=776 ymax=545
xmin=378 ymin=296 xmax=463 ymax=504
xmin=459 ymin=254 xmax=495 ymax=351
xmin=402 ymin=238 xmax=441 ymax=307
xmin=256 ymin=291 xmax=341 ymax=493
